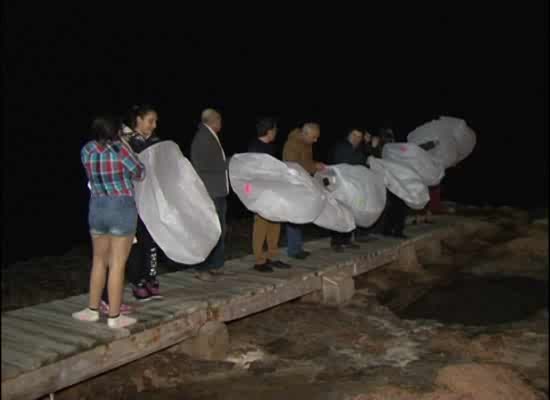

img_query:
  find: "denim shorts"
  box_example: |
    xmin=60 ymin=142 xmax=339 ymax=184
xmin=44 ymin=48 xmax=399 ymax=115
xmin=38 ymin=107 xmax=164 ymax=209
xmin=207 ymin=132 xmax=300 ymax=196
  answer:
xmin=88 ymin=195 xmax=138 ymax=236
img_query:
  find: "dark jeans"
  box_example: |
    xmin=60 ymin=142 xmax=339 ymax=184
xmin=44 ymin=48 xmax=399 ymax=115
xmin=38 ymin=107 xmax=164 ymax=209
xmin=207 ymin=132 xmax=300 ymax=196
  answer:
xmin=382 ymin=190 xmax=408 ymax=235
xmin=286 ymin=223 xmax=304 ymax=256
xmin=198 ymin=196 xmax=227 ymax=271
xmin=102 ymin=216 xmax=158 ymax=303
xmin=331 ymin=231 xmax=353 ymax=246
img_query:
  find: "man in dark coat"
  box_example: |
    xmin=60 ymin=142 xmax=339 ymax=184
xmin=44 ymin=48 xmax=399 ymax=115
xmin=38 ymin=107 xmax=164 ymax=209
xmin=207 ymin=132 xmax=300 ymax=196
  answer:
xmin=191 ymin=108 xmax=229 ymax=281
xmin=329 ymin=128 xmax=366 ymax=252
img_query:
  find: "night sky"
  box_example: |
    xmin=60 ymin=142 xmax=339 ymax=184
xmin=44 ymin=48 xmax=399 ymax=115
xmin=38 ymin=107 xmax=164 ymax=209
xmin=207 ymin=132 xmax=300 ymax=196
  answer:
xmin=4 ymin=3 xmax=548 ymax=265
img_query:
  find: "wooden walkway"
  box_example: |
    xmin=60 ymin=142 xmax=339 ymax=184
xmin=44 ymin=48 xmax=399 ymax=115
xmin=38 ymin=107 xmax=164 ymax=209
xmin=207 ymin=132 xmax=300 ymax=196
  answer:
xmin=1 ymin=216 xmax=482 ymax=400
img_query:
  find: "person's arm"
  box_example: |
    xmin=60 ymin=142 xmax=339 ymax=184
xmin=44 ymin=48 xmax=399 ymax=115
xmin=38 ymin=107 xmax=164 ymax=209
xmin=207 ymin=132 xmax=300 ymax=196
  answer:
xmin=80 ymin=143 xmax=91 ymax=165
xmin=300 ymin=150 xmax=319 ymax=174
xmin=120 ymin=144 xmax=145 ymax=181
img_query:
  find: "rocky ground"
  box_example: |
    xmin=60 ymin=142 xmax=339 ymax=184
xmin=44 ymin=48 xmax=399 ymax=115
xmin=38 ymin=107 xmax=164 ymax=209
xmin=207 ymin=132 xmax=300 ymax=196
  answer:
xmin=41 ymin=205 xmax=548 ymax=400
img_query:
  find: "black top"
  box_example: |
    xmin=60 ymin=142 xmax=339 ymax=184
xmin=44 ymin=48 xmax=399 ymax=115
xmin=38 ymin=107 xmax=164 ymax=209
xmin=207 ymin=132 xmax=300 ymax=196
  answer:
xmin=128 ymin=133 xmax=161 ymax=154
xmin=248 ymin=138 xmax=276 ymax=157
xmin=331 ymin=140 xmax=367 ymax=165
xmin=364 ymin=142 xmax=383 ymax=159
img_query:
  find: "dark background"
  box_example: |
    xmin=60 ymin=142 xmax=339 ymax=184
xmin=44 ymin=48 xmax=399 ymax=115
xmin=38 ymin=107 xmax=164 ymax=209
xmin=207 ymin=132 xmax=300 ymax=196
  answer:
xmin=4 ymin=3 xmax=548 ymax=266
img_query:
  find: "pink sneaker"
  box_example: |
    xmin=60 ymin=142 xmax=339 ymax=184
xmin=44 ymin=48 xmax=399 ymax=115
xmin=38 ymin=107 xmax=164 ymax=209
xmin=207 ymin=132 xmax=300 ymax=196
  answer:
xmin=100 ymin=300 xmax=132 ymax=315
xmin=145 ymin=280 xmax=163 ymax=299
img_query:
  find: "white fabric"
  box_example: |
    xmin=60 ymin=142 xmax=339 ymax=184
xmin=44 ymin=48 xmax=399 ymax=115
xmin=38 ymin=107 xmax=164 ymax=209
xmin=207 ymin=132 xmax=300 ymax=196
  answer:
xmin=407 ymin=117 xmax=460 ymax=168
xmin=313 ymin=188 xmax=356 ymax=232
xmin=441 ymin=116 xmax=476 ymax=163
xmin=315 ymin=164 xmax=387 ymax=228
xmin=368 ymin=156 xmax=429 ymax=210
xmin=382 ymin=142 xmax=445 ymax=187
xmin=134 ymin=141 xmax=221 ymax=264
xmin=229 ymin=153 xmax=326 ymax=223
xmin=407 ymin=115 xmax=476 ymax=168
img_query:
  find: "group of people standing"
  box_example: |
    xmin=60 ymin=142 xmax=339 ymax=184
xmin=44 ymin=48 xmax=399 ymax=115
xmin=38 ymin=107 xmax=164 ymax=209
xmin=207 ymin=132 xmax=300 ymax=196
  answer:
xmin=73 ymin=106 xmax=437 ymax=329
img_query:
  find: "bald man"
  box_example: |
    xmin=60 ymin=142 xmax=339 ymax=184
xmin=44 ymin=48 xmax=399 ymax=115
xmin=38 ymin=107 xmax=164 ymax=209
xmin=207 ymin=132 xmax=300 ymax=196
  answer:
xmin=191 ymin=108 xmax=229 ymax=281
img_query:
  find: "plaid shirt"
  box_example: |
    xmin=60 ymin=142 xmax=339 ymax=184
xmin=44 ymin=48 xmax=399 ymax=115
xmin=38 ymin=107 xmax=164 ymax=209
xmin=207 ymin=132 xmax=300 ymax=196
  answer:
xmin=81 ymin=140 xmax=145 ymax=197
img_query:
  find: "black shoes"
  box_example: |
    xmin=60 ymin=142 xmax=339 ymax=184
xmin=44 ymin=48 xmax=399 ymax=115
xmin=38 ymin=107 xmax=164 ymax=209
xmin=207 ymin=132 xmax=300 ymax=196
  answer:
xmin=289 ymin=251 xmax=310 ymax=259
xmin=268 ymin=260 xmax=292 ymax=269
xmin=254 ymin=263 xmax=274 ymax=273
xmin=254 ymin=259 xmax=293 ymax=272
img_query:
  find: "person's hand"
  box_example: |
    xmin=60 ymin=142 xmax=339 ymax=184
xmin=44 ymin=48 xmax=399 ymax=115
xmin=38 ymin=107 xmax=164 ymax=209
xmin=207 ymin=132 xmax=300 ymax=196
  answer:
xmin=371 ymin=136 xmax=380 ymax=147
xmin=315 ymin=162 xmax=327 ymax=172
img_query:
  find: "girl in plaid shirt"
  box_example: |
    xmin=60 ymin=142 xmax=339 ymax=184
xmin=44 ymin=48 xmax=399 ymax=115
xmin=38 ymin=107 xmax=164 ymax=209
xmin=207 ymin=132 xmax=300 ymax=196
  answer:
xmin=73 ymin=115 xmax=144 ymax=329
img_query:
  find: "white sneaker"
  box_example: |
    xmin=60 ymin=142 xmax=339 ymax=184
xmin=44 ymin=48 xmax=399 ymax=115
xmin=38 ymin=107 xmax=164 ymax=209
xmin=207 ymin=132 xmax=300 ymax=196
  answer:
xmin=72 ymin=308 xmax=99 ymax=322
xmin=107 ymin=314 xmax=137 ymax=329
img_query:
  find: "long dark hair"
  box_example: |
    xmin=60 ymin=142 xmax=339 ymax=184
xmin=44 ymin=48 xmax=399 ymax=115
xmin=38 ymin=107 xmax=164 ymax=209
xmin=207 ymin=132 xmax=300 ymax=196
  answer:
xmin=126 ymin=104 xmax=157 ymax=130
xmin=91 ymin=115 xmax=121 ymax=145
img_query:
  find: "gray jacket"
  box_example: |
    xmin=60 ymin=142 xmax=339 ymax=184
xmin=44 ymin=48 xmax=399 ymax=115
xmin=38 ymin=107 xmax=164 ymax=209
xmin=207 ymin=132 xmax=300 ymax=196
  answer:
xmin=191 ymin=123 xmax=229 ymax=198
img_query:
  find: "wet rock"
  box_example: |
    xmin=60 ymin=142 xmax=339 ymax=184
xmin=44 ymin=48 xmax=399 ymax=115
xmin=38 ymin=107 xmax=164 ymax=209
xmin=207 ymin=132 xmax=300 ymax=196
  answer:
xmin=434 ymin=363 xmax=541 ymax=400
xmin=487 ymin=236 xmax=548 ymax=259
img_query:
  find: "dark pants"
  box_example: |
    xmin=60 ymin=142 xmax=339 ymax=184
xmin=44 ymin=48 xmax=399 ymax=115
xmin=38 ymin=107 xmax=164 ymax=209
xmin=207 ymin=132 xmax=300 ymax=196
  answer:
xmin=382 ymin=190 xmax=408 ymax=235
xmin=331 ymin=231 xmax=353 ymax=246
xmin=102 ymin=216 xmax=158 ymax=303
xmin=199 ymin=196 xmax=227 ymax=271
xmin=286 ymin=223 xmax=304 ymax=257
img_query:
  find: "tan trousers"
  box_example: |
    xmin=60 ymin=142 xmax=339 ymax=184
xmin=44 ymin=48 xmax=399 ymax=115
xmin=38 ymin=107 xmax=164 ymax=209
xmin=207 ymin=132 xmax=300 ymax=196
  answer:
xmin=252 ymin=214 xmax=281 ymax=264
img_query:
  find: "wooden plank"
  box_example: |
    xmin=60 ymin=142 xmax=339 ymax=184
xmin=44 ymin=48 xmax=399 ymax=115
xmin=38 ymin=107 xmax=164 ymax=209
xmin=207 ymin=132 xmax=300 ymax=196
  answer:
xmin=138 ymin=299 xmax=207 ymax=318
xmin=1 ymin=324 xmax=78 ymax=355
xmin=1 ymin=316 xmax=98 ymax=349
xmin=231 ymin=271 xmax=289 ymax=287
xmin=157 ymin=274 xmax=196 ymax=289
xmin=1 ymin=336 xmax=59 ymax=365
xmin=61 ymin=294 xmax=89 ymax=308
xmin=2 ymin=361 xmax=23 ymax=381
xmin=1 ymin=310 xmax=207 ymax=400
xmin=216 ymin=275 xmax=322 ymax=322
xmin=1 ymin=347 xmax=42 ymax=371
xmin=7 ymin=308 xmax=122 ymax=343
xmin=157 ymin=287 xmax=234 ymax=306
xmin=211 ymin=275 xmax=275 ymax=294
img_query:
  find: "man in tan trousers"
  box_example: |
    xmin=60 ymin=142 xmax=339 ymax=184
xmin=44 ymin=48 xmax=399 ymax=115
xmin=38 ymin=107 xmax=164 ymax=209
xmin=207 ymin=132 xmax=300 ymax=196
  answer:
xmin=248 ymin=117 xmax=292 ymax=272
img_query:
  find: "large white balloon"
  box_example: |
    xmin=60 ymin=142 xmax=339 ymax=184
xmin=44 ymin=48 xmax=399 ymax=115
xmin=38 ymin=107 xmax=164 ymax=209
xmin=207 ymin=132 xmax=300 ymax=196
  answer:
xmin=134 ymin=141 xmax=221 ymax=264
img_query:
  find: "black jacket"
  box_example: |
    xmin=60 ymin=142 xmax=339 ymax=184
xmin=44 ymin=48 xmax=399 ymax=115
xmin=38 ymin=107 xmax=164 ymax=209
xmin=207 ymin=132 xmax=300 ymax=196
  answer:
xmin=190 ymin=124 xmax=229 ymax=198
xmin=128 ymin=133 xmax=161 ymax=154
xmin=364 ymin=142 xmax=383 ymax=159
xmin=331 ymin=140 xmax=367 ymax=165
xmin=248 ymin=138 xmax=276 ymax=157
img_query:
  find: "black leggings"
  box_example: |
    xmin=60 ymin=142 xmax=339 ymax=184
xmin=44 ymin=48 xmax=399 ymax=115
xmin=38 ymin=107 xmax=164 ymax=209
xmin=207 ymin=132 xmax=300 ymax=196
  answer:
xmin=331 ymin=231 xmax=353 ymax=246
xmin=381 ymin=190 xmax=408 ymax=235
xmin=101 ymin=217 xmax=158 ymax=303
